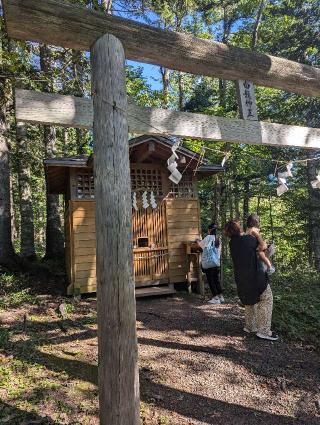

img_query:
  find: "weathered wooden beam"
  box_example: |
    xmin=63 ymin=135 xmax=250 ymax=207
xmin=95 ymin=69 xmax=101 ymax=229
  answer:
xmin=91 ymin=34 xmax=140 ymax=424
xmin=4 ymin=0 xmax=320 ymax=97
xmin=15 ymin=89 xmax=93 ymax=128
xmin=15 ymin=89 xmax=320 ymax=150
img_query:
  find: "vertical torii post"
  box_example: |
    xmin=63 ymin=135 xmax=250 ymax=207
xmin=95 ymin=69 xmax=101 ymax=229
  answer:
xmin=90 ymin=34 xmax=140 ymax=425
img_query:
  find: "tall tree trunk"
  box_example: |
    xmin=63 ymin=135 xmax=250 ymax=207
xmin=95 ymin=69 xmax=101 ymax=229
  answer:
xmin=220 ymin=178 xmax=227 ymax=254
xmin=101 ymin=0 xmax=112 ymax=13
xmin=228 ymin=179 xmax=234 ymax=219
xmin=257 ymin=196 xmax=261 ymax=216
xmin=72 ymin=50 xmax=87 ymax=154
xmin=0 ymin=78 xmax=15 ymax=263
xmin=160 ymin=66 xmax=171 ymax=108
xmin=178 ymin=71 xmax=185 ymax=111
xmin=44 ymin=126 xmax=64 ymax=259
xmin=16 ymin=122 xmax=36 ymax=259
xmin=268 ymin=195 xmax=275 ymax=242
xmin=10 ymin=172 xmax=19 ymax=245
xmin=307 ymin=157 xmax=320 ymax=271
xmin=306 ymin=107 xmax=320 ymax=271
xmin=61 ymin=128 xmax=68 ymax=156
xmin=40 ymin=44 xmax=64 ymax=259
xmin=243 ymin=179 xmax=250 ymax=230
xmin=251 ymin=0 xmax=267 ymax=50
xmin=76 ymin=128 xmax=87 ymax=154
xmin=234 ymin=179 xmax=241 ymax=220
xmin=218 ymin=7 xmax=232 ymax=110
xmin=212 ymin=176 xmax=221 ymax=224
xmin=218 ymin=78 xmax=227 ymax=109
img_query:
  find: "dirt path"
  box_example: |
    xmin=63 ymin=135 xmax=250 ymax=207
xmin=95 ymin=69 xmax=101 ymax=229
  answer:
xmin=0 ymin=294 xmax=319 ymax=424
xmin=137 ymin=295 xmax=320 ymax=424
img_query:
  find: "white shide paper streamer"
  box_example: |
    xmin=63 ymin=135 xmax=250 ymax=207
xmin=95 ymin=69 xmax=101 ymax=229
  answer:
xmin=142 ymin=191 xmax=149 ymax=209
xmin=150 ymin=191 xmax=157 ymax=209
xmin=167 ymin=141 xmax=182 ymax=185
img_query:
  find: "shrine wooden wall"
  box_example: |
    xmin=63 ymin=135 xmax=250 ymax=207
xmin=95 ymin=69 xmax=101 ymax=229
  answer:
xmin=66 ymin=198 xmax=202 ymax=295
xmin=166 ymin=199 xmax=201 ymax=283
xmin=67 ymin=200 xmax=96 ymax=295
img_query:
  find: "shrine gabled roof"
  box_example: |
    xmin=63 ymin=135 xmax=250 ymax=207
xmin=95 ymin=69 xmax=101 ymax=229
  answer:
xmin=44 ymin=136 xmax=219 ymax=169
xmin=44 ymin=135 xmax=224 ymax=194
xmin=128 ymin=135 xmax=210 ymax=163
xmin=44 ymin=155 xmax=89 ymax=168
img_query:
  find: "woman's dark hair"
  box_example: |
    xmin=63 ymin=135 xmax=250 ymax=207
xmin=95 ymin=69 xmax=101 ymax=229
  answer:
xmin=208 ymin=223 xmax=217 ymax=236
xmin=224 ymin=221 xmax=242 ymax=238
xmin=247 ymin=214 xmax=260 ymax=228
xmin=208 ymin=223 xmax=220 ymax=247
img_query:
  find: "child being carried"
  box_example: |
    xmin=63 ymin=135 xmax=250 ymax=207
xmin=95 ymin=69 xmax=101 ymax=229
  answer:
xmin=246 ymin=214 xmax=276 ymax=275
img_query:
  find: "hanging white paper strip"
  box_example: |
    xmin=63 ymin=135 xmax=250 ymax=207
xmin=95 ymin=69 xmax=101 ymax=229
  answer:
xmin=278 ymin=177 xmax=287 ymax=185
xmin=278 ymin=162 xmax=293 ymax=179
xmin=311 ymin=173 xmax=320 ymax=189
xmin=167 ymin=140 xmax=182 ymax=184
xmin=169 ymin=170 xmax=182 ymax=184
xmin=221 ymin=152 xmax=231 ymax=167
xmin=132 ymin=192 xmax=138 ymax=211
xmin=167 ymin=161 xmax=178 ymax=174
xmin=171 ymin=140 xmax=180 ymax=157
xmin=142 ymin=191 xmax=149 ymax=209
xmin=277 ymin=183 xmax=289 ymax=196
xmin=276 ymin=173 xmax=289 ymax=196
xmin=150 ymin=191 xmax=157 ymax=209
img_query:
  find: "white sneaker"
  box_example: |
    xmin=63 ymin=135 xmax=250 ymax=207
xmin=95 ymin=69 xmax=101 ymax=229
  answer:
xmin=218 ymin=295 xmax=225 ymax=303
xmin=267 ymin=265 xmax=276 ymax=275
xmin=208 ymin=297 xmax=221 ymax=304
xmin=256 ymin=331 xmax=279 ymax=341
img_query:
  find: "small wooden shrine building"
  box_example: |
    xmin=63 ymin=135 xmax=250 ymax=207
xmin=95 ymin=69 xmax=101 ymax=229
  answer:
xmin=45 ymin=135 xmax=222 ymax=297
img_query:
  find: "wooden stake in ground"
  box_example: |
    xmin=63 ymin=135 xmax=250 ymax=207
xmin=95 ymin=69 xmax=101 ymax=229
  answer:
xmin=90 ymin=34 xmax=140 ymax=425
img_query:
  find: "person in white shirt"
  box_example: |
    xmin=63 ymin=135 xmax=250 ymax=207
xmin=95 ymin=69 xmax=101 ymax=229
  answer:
xmin=197 ymin=223 xmax=224 ymax=304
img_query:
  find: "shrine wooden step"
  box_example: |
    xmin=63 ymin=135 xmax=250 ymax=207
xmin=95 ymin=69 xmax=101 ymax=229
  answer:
xmin=135 ymin=284 xmax=176 ymax=298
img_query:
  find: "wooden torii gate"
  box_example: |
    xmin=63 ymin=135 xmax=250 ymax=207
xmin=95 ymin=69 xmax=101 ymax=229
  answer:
xmin=3 ymin=1 xmax=320 ymax=424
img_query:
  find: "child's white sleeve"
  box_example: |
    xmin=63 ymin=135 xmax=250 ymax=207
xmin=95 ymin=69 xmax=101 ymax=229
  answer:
xmin=198 ymin=235 xmax=211 ymax=249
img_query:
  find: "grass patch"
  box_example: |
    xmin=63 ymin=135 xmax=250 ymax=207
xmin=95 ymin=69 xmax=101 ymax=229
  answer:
xmin=0 ymin=328 xmax=10 ymax=349
xmin=272 ymin=269 xmax=320 ymax=349
xmin=0 ymin=333 xmax=98 ymax=423
xmin=0 ymin=273 xmax=37 ymax=310
xmin=0 ymin=356 xmax=69 ymax=423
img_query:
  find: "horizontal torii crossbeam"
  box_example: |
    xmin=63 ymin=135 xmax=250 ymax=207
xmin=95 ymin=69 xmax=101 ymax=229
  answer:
xmin=16 ymin=89 xmax=320 ymax=149
xmin=3 ymin=0 xmax=320 ymax=97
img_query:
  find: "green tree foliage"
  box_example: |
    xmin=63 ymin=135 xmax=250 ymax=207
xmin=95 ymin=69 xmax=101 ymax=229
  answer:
xmin=0 ymin=0 xmax=162 ymax=260
xmin=1 ymin=0 xmax=320 ymax=275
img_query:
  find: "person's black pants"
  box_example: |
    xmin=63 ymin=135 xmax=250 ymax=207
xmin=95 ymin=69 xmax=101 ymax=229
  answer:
xmin=203 ymin=267 xmax=222 ymax=296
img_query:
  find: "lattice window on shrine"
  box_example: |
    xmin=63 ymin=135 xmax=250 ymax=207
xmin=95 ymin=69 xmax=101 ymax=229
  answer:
xmin=170 ymin=173 xmax=196 ymax=198
xmin=76 ymin=172 xmax=95 ymax=199
xmin=130 ymin=167 xmax=164 ymax=196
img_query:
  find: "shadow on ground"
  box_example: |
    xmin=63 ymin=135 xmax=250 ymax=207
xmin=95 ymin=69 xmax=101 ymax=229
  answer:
xmin=1 ymin=294 xmax=319 ymax=424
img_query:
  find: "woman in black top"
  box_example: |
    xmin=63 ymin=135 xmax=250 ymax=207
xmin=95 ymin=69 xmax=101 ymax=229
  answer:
xmin=224 ymin=220 xmax=278 ymax=341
